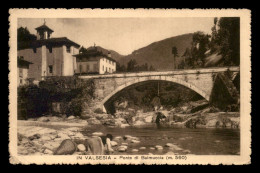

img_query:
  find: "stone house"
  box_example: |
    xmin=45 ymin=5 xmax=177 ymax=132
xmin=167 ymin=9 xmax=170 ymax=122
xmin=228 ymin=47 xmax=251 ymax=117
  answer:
xmin=17 ymin=56 xmax=32 ymax=86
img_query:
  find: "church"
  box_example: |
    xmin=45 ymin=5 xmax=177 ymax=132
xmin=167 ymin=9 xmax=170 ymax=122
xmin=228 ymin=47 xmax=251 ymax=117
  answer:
xmin=18 ymin=22 xmax=80 ymax=82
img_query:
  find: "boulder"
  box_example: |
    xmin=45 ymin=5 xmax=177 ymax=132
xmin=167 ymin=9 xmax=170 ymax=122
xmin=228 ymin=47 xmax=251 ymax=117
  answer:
xmin=133 ymin=120 xmax=146 ymax=126
xmin=54 ymin=139 xmax=77 ymax=155
xmin=110 ymin=141 xmax=118 ymax=147
xmin=87 ymin=118 xmax=101 ymax=125
xmin=28 ymin=134 xmax=41 ymax=141
xmin=139 ymin=147 xmax=146 ymax=150
xmin=118 ymin=145 xmax=127 ymax=152
xmin=165 ymin=143 xmax=175 ymax=147
xmin=149 ymin=147 xmax=155 ymax=150
xmin=92 ymin=132 xmax=103 ymax=136
xmin=77 ymin=144 xmax=86 ymax=151
xmin=67 ymin=116 xmax=75 ymax=120
xmin=40 ymin=135 xmax=52 ymax=141
xmin=120 ymin=124 xmax=130 ymax=128
xmin=144 ymin=116 xmax=153 ymax=123
xmin=155 ymin=145 xmax=163 ymax=150
xmin=131 ymin=140 xmax=140 ymax=143
xmin=73 ymin=133 xmax=84 ymax=139
xmin=57 ymin=132 xmax=70 ymax=140
xmin=43 ymin=149 xmax=53 ymax=155
xmin=37 ymin=117 xmax=50 ymax=122
xmin=164 ymin=151 xmax=175 ymax=155
xmin=121 ymin=142 xmax=128 ymax=146
xmin=132 ymin=149 xmax=139 ymax=152
xmin=114 ymin=136 xmax=122 ymax=141
xmin=102 ymin=119 xmax=116 ymax=126
xmin=169 ymin=144 xmax=183 ymax=151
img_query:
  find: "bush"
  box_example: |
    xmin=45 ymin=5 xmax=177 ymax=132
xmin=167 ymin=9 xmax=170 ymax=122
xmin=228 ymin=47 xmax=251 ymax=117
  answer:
xmin=18 ymin=77 xmax=95 ymax=119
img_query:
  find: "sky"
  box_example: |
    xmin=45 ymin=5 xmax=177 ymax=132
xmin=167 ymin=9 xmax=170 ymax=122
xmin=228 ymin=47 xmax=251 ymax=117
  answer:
xmin=18 ymin=18 xmax=214 ymax=55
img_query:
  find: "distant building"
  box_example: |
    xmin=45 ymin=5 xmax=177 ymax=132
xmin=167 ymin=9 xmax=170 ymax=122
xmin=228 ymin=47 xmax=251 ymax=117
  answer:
xmin=18 ymin=22 xmax=80 ymax=81
xmin=74 ymin=47 xmax=116 ymax=74
xmin=17 ymin=56 xmax=32 ymax=86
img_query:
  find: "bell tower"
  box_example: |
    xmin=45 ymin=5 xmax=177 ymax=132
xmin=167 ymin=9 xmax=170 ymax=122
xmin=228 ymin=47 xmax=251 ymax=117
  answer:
xmin=35 ymin=19 xmax=54 ymax=40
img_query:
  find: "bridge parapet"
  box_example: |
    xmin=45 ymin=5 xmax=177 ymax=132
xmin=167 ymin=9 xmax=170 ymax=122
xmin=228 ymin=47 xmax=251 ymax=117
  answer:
xmin=79 ymin=66 xmax=239 ymax=79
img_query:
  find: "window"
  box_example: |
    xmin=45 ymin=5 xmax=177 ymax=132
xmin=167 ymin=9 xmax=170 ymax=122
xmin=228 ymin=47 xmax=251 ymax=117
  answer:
xmin=49 ymin=65 xmax=53 ymax=73
xmin=48 ymin=46 xmax=52 ymax=53
xmin=66 ymin=46 xmax=71 ymax=53
xmin=19 ymin=68 xmax=23 ymax=78
xmin=94 ymin=64 xmax=98 ymax=71
xmin=20 ymin=79 xmax=23 ymax=84
xmin=103 ymin=65 xmax=104 ymax=71
xmin=87 ymin=65 xmax=90 ymax=71
xmin=106 ymin=67 xmax=107 ymax=72
xmin=33 ymin=47 xmax=37 ymax=53
xmin=79 ymin=65 xmax=82 ymax=73
xmin=109 ymin=68 xmax=111 ymax=72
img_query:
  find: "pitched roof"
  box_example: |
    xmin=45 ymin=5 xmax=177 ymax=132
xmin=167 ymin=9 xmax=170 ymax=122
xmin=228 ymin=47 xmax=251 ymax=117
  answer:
xmin=18 ymin=37 xmax=81 ymax=50
xmin=35 ymin=24 xmax=54 ymax=33
xmin=74 ymin=48 xmax=117 ymax=62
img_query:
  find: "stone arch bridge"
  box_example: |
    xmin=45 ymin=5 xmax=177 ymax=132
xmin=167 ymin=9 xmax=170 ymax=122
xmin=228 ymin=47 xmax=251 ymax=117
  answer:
xmin=79 ymin=66 xmax=239 ymax=113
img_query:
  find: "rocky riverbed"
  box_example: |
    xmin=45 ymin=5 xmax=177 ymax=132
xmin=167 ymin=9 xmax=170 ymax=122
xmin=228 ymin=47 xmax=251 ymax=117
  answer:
xmin=18 ymin=100 xmax=240 ymax=155
xmin=17 ymin=125 xmax=195 ymax=155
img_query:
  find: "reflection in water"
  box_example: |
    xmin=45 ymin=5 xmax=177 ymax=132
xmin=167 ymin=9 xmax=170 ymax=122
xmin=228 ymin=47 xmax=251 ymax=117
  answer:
xmin=82 ymin=126 xmax=240 ymax=155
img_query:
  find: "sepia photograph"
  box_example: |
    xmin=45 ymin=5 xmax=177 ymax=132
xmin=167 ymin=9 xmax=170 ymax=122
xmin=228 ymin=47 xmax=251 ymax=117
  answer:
xmin=9 ymin=9 xmax=251 ymax=165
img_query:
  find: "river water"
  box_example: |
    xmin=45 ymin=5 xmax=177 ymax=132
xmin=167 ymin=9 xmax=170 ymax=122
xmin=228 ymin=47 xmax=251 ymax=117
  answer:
xmin=82 ymin=125 xmax=240 ymax=155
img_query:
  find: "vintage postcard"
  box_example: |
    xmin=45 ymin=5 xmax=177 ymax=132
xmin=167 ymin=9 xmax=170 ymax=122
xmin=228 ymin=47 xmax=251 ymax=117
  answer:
xmin=9 ymin=9 xmax=251 ymax=165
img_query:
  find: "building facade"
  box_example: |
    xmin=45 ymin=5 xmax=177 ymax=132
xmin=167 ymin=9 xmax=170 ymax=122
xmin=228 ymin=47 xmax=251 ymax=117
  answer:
xmin=18 ymin=23 xmax=80 ymax=81
xmin=17 ymin=57 xmax=32 ymax=86
xmin=74 ymin=48 xmax=116 ymax=75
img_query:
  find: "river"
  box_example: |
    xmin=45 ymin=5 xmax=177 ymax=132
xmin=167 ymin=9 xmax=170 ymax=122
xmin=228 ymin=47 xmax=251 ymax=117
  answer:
xmin=82 ymin=125 xmax=240 ymax=155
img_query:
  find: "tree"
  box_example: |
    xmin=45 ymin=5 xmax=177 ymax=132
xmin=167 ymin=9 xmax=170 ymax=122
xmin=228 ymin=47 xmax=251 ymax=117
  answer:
xmin=127 ymin=59 xmax=137 ymax=72
xmin=191 ymin=31 xmax=210 ymax=68
xmin=149 ymin=65 xmax=155 ymax=71
xmin=182 ymin=48 xmax=192 ymax=69
xmin=211 ymin=17 xmax=240 ymax=66
xmin=172 ymin=46 xmax=178 ymax=69
xmin=17 ymin=27 xmax=37 ymax=49
xmin=17 ymin=27 xmax=36 ymax=43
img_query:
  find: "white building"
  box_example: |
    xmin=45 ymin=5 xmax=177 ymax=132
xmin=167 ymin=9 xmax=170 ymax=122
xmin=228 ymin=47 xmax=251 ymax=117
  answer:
xmin=74 ymin=48 xmax=116 ymax=74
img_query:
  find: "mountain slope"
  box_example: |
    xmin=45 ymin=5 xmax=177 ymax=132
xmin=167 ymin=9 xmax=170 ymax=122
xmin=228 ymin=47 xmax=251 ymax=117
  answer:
xmin=118 ymin=33 xmax=193 ymax=71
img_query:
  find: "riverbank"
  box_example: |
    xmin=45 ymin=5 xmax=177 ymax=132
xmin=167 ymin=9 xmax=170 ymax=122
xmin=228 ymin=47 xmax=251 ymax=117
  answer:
xmin=17 ymin=123 xmax=240 ymax=156
xmin=17 ymin=100 xmax=240 ymax=155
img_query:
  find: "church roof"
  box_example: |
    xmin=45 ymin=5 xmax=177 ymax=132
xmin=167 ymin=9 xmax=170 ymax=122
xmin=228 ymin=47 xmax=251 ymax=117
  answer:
xmin=18 ymin=37 xmax=80 ymax=50
xmin=35 ymin=24 xmax=54 ymax=33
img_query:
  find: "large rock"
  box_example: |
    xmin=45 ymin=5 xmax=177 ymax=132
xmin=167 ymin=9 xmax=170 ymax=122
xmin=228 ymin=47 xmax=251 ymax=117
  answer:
xmin=67 ymin=116 xmax=75 ymax=120
xmin=118 ymin=145 xmax=128 ymax=152
xmin=92 ymin=132 xmax=103 ymax=136
xmin=133 ymin=120 xmax=146 ymax=126
xmin=87 ymin=118 xmax=101 ymax=125
xmin=37 ymin=117 xmax=50 ymax=122
xmin=54 ymin=139 xmax=77 ymax=155
xmin=110 ymin=141 xmax=118 ymax=147
xmin=77 ymin=144 xmax=86 ymax=151
xmin=43 ymin=149 xmax=53 ymax=155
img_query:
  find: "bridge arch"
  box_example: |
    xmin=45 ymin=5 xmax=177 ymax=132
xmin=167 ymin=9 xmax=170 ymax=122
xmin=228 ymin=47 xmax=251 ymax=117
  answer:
xmin=101 ymin=76 xmax=210 ymax=112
